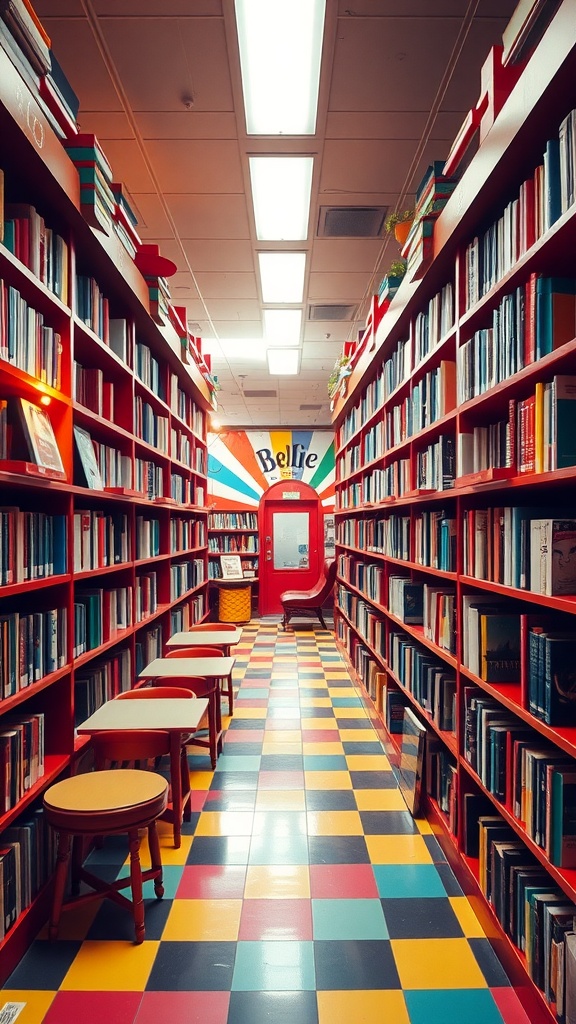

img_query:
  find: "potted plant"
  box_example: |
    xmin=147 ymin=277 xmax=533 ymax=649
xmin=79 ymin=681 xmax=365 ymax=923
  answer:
xmin=327 ymin=354 xmax=351 ymax=399
xmin=386 ymin=208 xmax=415 ymax=246
xmin=379 ymin=259 xmax=407 ymax=300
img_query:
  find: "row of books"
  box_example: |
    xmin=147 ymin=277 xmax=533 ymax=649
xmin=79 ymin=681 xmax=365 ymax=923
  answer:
xmin=413 ymin=282 xmax=455 ymax=365
xmin=464 ymin=108 xmax=576 ymax=307
xmin=338 ymin=553 xmax=385 ymax=606
xmin=168 ymin=594 xmax=205 ymax=636
xmin=0 ymin=712 xmax=45 ymax=813
xmin=135 ymin=516 xmax=160 ymax=560
xmin=134 ymin=396 xmax=169 ymax=453
xmin=135 ymin=572 xmax=157 ymax=622
xmin=170 ymin=517 xmax=205 ymax=553
xmin=385 ymin=361 xmax=456 ymax=447
xmin=339 ymin=336 xmax=410 ymax=447
xmin=0 ymin=280 xmax=62 ymax=387
xmin=425 ymin=736 xmax=457 ymax=823
xmin=2 ymin=202 xmax=69 ymax=302
xmin=0 ymin=608 xmax=67 ymax=697
xmin=0 ymin=509 xmax=66 ymax=585
xmin=527 ymin=620 xmax=576 ymax=727
xmin=169 ymin=378 xmax=205 ymax=437
xmin=135 ymin=624 xmax=163 ymax=677
xmin=388 ymin=630 xmax=456 ymax=733
xmin=415 ymin=435 xmax=456 ymax=492
xmin=134 ymin=457 xmax=163 ymax=501
xmin=477 ymin=814 xmax=576 ymax=1017
xmin=462 ymin=594 xmax=521 ymax=684
xmin=208 ymin=535 xmax=258 ymax=554
xmin=135 ymin=341 xmax=165 ymax=400
xmin=172 ymin=474 xmax=205 ymax=506
xmin=458 ymin=276 xmax=576 ymax=404
xmin=463 ymin=508 xmax=576 ymax=596
xmin=208 ymin=512 xmax=258 ymax=530
xmin=337 ymin=458 xmax=411 ymax=508
xmin=73 ymin=509 xmax=129 ymax=573
xmin=74 ymin=363 xmax=115 ymax=420
xmin=74 ymin=648 xmax=132 ymax=727
xmin=73 ymin=586 xmax=132 ymax=657
xmin=0 ymin=809 xmax=56 ymax=942
xmin=170 ymin=559 xmax=205 ymax=600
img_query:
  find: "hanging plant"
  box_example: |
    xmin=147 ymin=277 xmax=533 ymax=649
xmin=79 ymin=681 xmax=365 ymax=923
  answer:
xmin=327 ymin=354 xmax=351 ymax=399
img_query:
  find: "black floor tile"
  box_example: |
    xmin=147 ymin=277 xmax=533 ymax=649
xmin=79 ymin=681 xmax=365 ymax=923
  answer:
xmin=227 ymin=991 xmax=319 ymax=1024
xmin=308 ymin=835 xmax=370 ymax=864
xmin=381 ymin=897 xmax=464 ymax=939
xmin=186 ymin=836 xmax=251 ymax=865
xmin=359 ymin=810 xmax=418 ymax=835
xmin=146 ymin=941 xmax=236 ymax=990
xmin=314 ymin=939 xmax=400 ymax=989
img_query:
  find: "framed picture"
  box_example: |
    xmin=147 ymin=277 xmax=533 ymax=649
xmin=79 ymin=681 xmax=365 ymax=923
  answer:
xmin=395 ymin=707 xmax=427 ymax=817
xmin=16 ymin=397 xmax=65 ymax=473
xmin=243 ymin=569 xmax=256 ymax=579
xmin=220 ymin=554 xmax=243 ymax=580
xmin=73 ymin=425 xmax=103 ymax=489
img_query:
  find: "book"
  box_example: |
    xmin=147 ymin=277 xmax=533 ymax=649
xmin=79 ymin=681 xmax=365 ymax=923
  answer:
xmin=549 ymin=767 xmax=576 ymax=868
xmin=479 ymin=612 xmax=521 ymax=683
xmin=73 ymin=425 xmax=103 ymax=490
xmin=12 ymin=397 xmax=65 ymax=475
xmin=530 ymin=519 xmax=576 ymax=596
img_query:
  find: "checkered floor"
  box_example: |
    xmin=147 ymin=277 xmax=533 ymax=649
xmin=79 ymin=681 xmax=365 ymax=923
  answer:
xmin=1 ymin=621 xmax=532 ymax=1023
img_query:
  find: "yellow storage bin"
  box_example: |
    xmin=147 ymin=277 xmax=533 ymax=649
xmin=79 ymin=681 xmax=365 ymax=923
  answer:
xmin=218 ymin=583 xmax=251 ymax=623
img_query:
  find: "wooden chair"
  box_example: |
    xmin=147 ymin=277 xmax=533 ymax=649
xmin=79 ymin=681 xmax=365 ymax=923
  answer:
xmin=183 ymin=629 xmax=236 ymax=713
xmin=157 ymin=650 xmax=224 ymax=768
xmin=280 ymin=560 xmax=337 ymax=631
xmin=43 ymin=768 xmax=167 ymax=944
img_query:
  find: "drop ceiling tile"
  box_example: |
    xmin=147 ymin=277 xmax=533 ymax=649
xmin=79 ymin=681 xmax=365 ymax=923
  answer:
xmin=135 ymin=111 xmax=238 ymax=140
xmin=100 ymin=140 xmax=155 ymax=192
xmin=180 ymin=240 xmax=255 ymax=273
xmin=93 ymin=1 xmax=223 ymax=13
xmin=145 ymin=140 xmax=243 ymax=193
xmin=202 ymin=298 xmax=261 ymax=320
xmin=303 ymin=322 xmax=357 ymax=343
xmin=308 ymin=272 xmax=369 ymax=300
xmin=100 ymin=19 xmax=233 ymax=113
xmin=130 ymin=194 xmax=173 ymax=236
xmin=75 ymin=112 xmax=134 ymax=139
xmin=39 ymin=19 xmax=121 ymax=110
xmin=166 ymin=195 xmax=250 ymax=238
xmin=310 ymin=239 xmax=383 ymax=274
xmin=204 ymin=320 xmax=262 ymax=340
xmin=194 ymin=273 xmax=258 ymax=300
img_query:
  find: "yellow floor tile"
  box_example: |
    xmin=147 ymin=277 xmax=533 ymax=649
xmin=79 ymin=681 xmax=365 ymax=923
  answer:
xmin=327 ymin=687 xmax=358 ymax=698
xmin=339 ymin=729 xmax=380 ymax=743
xmin=317 ymin=990 xmax=410 ymax=1024
xmin=162 ymin=898 xmax=242 ymax=940
xmin=233 ymin=707 xmax=268 ymax=718
xmin=302 ymin=718 xmax=338 ymax=731
xmin=306 ymin=810 xmax=363 ymax=835
xmin=449 ymin=897 xmax=489 ymax=938
xmin=345 ymin=754 xmax=391 ymax=771
xmin=354 ymin=789 xmax=408 ymax=811
xmin=0 ymin=992 xmax=57 ymax=1024
xmin=365 ymin=834 xmax=433 ymax=864
xmin=303 ymin=742 xmax=344 ymax=755
xmin=261 ymin=743 xmax=303 ymax=757
xmin=244 ymin=865 xmax=310 ymax=899
xmin=255 ymin=789 xmax=306 ymax=810
xmin=188 ymin=771 xmax=213 ymax=789
xmin=304 ymin=770 xmax=353 ymax=790
xmin=195 ymin=811 xmax=255 ymax=836
xmin=333 ymin=707 xmax=368 ymax=719
xmin=415 ymin=817 xmax=434 ymax=834
xmin=60 ymin=940 xmax=159 ymax=990
xmin=391 ymin=938 xmax=488 ymax=989
xmin=300 ymin=697 xmax=332 ymax=707
xmin=262 ymin=731 xmax=302 ymax=744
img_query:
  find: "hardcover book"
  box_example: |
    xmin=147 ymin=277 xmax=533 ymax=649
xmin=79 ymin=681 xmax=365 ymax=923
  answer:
xmin=73 ymin=425 xmax=103 ymax=490
xmin=13 ymin=398 xmax=64 ymax=475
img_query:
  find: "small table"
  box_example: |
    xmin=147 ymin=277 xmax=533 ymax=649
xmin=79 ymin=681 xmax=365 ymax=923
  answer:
xmin=166 ymin=628 xmax=242 ymax=654
xmin=77 ymin=697 xmax=208 ymax=849
xmin=139 ymin=656 xmax=236 ymax=754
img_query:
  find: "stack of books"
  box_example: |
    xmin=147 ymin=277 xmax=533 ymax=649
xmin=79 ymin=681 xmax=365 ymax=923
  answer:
xmin=39 ymin=49 xmax=79 ymax=139
xmin=63 ymin=132 xmax=116 ymax=234
xmin=0 ymin=0 xmax=50 ymax=76
xmin=402 ymin=161 xmax=459 ymax=275
xmin=134 ymin=244 xmax=175 ymax=326
xmin=111 ymin=181 xmax=141 ymax=258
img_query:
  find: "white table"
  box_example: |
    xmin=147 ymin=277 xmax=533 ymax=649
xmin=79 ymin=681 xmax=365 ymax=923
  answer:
xmin=166 ymin=628 xmax=242 ymax=652
xmin=77 ymin=697 xmax=208 ymax=849
xmin=139 ymin=657 xmax=235 ymax=679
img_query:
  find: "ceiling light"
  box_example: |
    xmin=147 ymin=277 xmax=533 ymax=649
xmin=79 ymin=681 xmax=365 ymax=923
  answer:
xmin=264 ymin=309 xmax=302 ymax=345
xmin=235 ymin=0 xmax=326 ymax=135
xmin=267 ymin=348 xmax=301 ymax=375
xmin=249 ymin=157 xmax=313 ymax=240
xmin=259 ymin=253 xmax=306 ymax=303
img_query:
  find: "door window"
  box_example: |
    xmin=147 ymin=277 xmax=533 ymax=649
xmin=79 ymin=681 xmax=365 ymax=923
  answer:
xmin=273 ymin=511 xmax=309 ymax=569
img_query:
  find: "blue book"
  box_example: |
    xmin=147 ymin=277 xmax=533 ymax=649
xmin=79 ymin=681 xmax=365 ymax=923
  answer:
xmin=535 ymin=277 xmax=576 ymax=358
xmin=544 ymin=137 xmax=562 ymax=230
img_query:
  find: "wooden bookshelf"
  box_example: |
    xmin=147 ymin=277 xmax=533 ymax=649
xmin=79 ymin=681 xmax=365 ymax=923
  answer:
xmin=0 ymin=21 xmax=211 ymax=983
xmin=332 ymin=5 xmax=576 ymax=1021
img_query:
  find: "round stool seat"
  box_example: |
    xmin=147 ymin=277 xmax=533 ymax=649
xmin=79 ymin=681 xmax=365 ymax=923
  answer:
xmin=44 ymin=769 xmax=168 ymax=834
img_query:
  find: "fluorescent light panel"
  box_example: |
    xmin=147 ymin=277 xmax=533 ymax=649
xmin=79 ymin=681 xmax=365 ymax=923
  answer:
xmin=213 ymin=338 xmax=266 ymax=361
xmin=258 ymin=252 xmax=306 ymax=303
xmin=235 ymin=0 xmax=326 ymax=135
xmin=264 ymin=309 xmax=302 ymax=345
xmin=249 ymin=157 xmax=313 ymax=240
xmin=267 ymin=348 xmax=301 ymax=375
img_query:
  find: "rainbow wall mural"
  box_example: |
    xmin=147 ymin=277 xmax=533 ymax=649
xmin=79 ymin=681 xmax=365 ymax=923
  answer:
xmin=207 ymin=430 xmax=335 ymax=511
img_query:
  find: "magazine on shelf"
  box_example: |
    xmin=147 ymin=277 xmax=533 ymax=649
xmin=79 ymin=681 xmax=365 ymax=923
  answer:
xmin=15 ymin=397 xmax=64 ymax=473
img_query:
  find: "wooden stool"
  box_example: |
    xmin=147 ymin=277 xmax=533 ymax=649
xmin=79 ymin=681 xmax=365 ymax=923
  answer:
xmin=43 ymin=769 xmax=168 ymax=944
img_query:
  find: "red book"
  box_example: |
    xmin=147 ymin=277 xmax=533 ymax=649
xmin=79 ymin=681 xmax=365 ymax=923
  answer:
xmin=517 ymin=394 xmax=536 ymax=474
xmin=524 ymin=272 xmax=538 ymax=365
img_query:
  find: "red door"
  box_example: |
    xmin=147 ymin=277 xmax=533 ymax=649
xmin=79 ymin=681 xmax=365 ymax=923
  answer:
xmin=259 ymin=480 xmax=323 ymax=615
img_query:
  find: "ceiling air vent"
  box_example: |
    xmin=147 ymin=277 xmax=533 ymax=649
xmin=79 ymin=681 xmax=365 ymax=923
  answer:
xmin=308 ymin=303 xmax=357 ymax=321
xmin=317 ymin=206 xmax=387 ymax=238
xmin=243 ymin=390 xmax=277 ymax=398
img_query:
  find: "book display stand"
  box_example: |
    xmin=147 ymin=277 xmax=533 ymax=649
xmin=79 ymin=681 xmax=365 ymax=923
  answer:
xmin=0 ymin=13 xmax=211 ymax=982
xmin=332 ymin=5 xmax=576 ymax=1021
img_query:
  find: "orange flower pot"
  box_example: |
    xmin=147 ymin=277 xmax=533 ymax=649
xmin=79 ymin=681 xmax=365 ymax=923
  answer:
xmin=394 ymin=219 xmax=413 ymax=246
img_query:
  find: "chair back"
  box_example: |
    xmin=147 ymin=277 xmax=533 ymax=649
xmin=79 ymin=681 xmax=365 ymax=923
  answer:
xmin=91 ymin=729 xmax=169 ymax=769
xmin=151 ymin=676 xmax=217 ymax=699
xmin=116 ymin=687 xmax=195 ymax=700
xmin=188 ymin=623 xmax=237 ymax=632
xmin=164 ymin=646 xmax=223 ymax=659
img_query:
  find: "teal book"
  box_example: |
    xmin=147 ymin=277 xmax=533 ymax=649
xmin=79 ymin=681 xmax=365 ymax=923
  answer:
xmin=550 ymin=767 xmax=576 ymax=867
xmin=535 ymin=276 xmax=576 ymax=358
xmin=553 ymin=375 xmax=576 ymax=469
